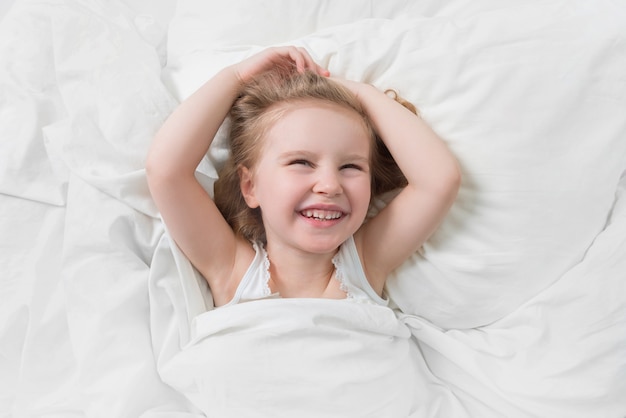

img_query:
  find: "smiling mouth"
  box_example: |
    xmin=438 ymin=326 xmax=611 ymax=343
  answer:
xmin=300 ymin=209 xmax=344 ymax=221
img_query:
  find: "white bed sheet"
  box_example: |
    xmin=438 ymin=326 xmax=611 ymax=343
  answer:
xmin=0 ymin=1 xmax=188 ymax=416
xmin=1 ymin=0 xmax=625 ymax=417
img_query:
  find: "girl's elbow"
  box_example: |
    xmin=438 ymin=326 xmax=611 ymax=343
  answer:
xmin=145 ymin=152 xmax=164 ymax=187
xmin=145 ymin=142 xmax=162 ymax=176
xmin=145 ymin=146 xmax=181 ymax=183
xmin=448 ymin=162 xmax=462 ymax=191
xmin=145 ymin=154 xmax=157 ymax=179
xmin=145 ymin=149 xmax=177 ymax=192
xmin=438 ymin=162 xmax=462 ymax=202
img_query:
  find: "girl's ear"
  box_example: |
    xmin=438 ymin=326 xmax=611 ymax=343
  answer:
xmin=238 ymin=166 xmax=260 ymax=208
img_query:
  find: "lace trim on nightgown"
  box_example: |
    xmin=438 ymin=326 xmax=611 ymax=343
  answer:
xmin=331 ymin=236 xmax=388 ymax=306
xmin=253 ymin=241 xmax=272 ymax=297
xmin=256 ymin=242 xmax=350 ymax=299
xmin=256 ymin=237 xmax=387 ymax=305
xmin=332 ymin=253 xmax=353 ymax=299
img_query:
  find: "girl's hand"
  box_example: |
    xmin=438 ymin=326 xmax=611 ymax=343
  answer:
xmin=330 ymin=76 xmax=379 ymax=105
xmin=231 ymin=46 xmax=330 ymax=84
xmin=330 ymin=77 xmax=365 ymax=93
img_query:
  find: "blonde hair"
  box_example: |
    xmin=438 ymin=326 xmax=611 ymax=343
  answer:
xmin=213 ymin=64 xmax=415 ymax=243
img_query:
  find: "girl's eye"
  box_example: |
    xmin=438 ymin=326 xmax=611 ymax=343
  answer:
xmin=290 ymin=159 xmax=312 ymax=167
xmin=341 ymin=163 xmax=363 ymax=171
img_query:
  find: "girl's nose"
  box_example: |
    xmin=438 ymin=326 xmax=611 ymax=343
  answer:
xmin=313 ymin=169 xmax=343 ymax=196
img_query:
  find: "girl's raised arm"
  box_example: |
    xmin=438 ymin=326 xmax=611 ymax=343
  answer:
xmin=344 ymin=81 xmax=461 ymax=295
xmin=146 ymin=47 xmax=328 ymax=305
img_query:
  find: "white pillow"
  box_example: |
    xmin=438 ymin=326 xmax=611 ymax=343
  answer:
xmin=163 ymin=0 xmax=626 ymax=328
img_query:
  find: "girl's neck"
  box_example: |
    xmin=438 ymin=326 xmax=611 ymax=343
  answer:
xmin=264 ymin=243 xmax=340 ymax=298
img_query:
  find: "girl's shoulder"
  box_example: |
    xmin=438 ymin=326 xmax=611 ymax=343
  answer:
xmin=227 ymin=240 xmax=275 ymax=306
xmin=210 ymin=237 xmax=257 ymax=307
xmin=335 ymin=235 xmax=388 ymax=305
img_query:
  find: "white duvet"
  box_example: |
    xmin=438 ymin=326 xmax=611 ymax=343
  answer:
xmin=157 ymin=299 xmax=420 ymax=417
xmin=1 ymin=0 xmax=625 ymax=417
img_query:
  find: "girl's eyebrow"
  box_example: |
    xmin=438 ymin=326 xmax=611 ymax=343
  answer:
xmin=278 ymin=151 xmax=369 ymax=164
xmin=346 ymin=155 xmax=370 ymax=164
xmin=277 ymin=150 xmax=316 ymax=162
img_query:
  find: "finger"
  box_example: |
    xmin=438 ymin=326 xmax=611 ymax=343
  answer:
xmin=286 ymin=47 xmax=306 ymax=73
xmin=296 ymin=47 xmax=330 ymax=76
xmin=318 ymin=65 xmax=331 ymax=77
xmin=296 ymin=47 xmax=316 ymax=69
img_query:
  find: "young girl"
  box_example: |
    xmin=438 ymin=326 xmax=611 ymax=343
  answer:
xmin=146 ymin=46 xmax=460 ymax=308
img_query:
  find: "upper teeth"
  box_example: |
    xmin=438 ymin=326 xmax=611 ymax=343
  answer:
xmin=302 ymin=210 xmax=342 ymax=220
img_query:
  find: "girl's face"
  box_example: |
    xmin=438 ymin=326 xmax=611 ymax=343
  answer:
xmin=239 ymin=101 xmax=372 ymax=255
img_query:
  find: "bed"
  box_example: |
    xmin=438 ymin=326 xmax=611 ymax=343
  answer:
xmin=1 ymin=0 xmax=625 ymax=416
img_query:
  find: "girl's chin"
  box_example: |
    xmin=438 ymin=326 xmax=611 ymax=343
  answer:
xmin=293 ymin=234 xmax=351 ymax=254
